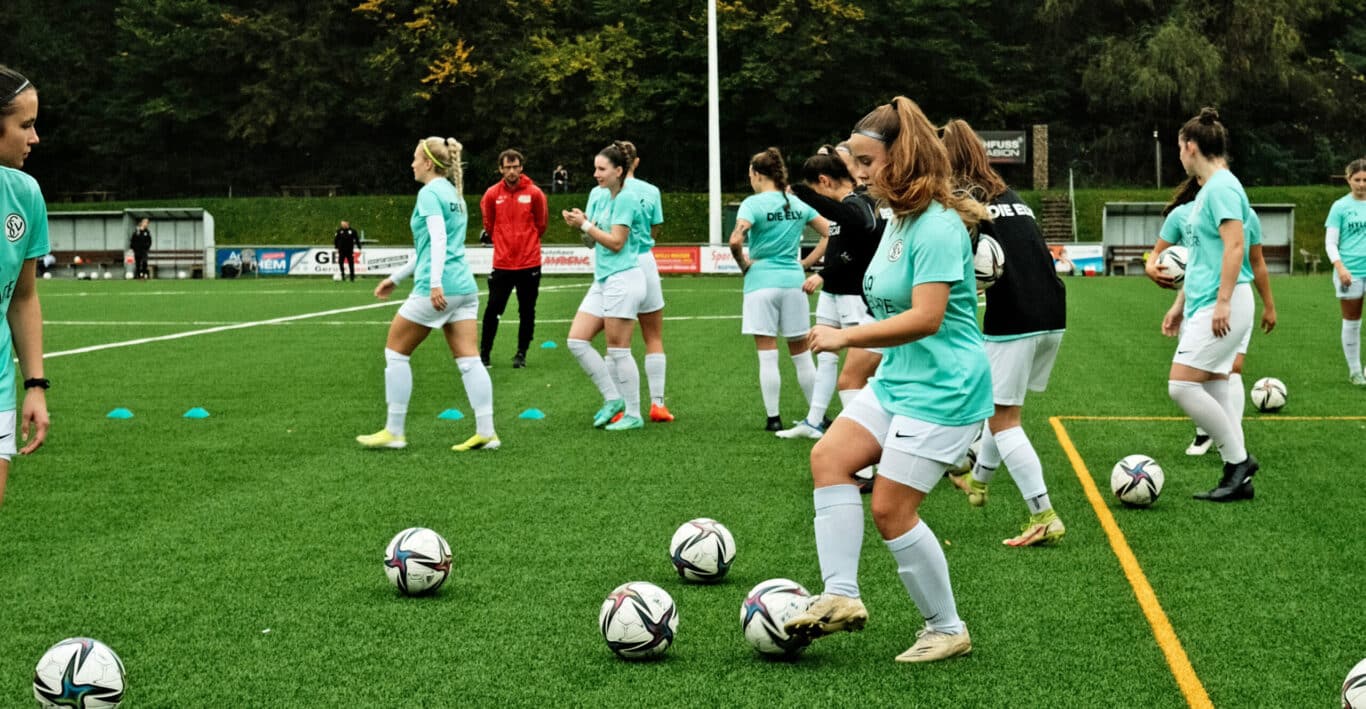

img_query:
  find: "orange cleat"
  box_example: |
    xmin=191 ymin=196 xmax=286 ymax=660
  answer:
xmin=649 ymin=403 xmax=675 ymax=422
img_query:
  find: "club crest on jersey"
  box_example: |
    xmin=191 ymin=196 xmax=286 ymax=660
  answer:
xmin=887 ymin=239 xmax=904 ymax=262
xmin=4 ymin=214 xmax=24 ymax=242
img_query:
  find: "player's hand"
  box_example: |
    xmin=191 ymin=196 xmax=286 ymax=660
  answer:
xmin=1261 ymin=304 xmax=1277 ymax=334
xmin=1161 ymin=309 xmax=1183 ymax=337
xmin=808 ymin=325 xmax=847 ymax=354
xmin=1145 ymin=259 xmax=1177 ymax=290
xmin=1211 ymin=301 xmax=1231 ymax=337
xmin=479 ymin=229 xmax=492 ymax=246
xmin=430 ymin=286 xmax=447 ymax=311
xmin=374 ymin=279 xmax=396 ymax=300
xmin=562 ymin=208 xmax=585 ymax=228
xmin=802 ymin=274 xmax=823 ymax=294
xmin=1338 ymin=264 xmax=1353 ymax=289
xmin=19 ymin=389 xmax=48 ymax=455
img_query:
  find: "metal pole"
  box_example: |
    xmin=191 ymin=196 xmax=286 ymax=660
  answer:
xmin=1153 ymin=129 xmax=1161 ymax=189
xmin=707 ymin=0 xmax=722 ymax=245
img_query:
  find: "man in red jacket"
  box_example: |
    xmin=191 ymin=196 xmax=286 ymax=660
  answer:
xmin=479 ymin=149 xmax=548 ymax=368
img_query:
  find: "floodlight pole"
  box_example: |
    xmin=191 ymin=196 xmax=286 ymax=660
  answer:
xmin=708 ymin=0 xmax=722 ymax=245
xmin=1153 ymin=128 xmax=1161 ymax=189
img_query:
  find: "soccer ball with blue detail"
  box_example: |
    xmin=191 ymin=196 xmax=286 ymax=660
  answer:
xmin=1344 ymin=657 xmax=1366 ymax=708
xmin=1250 ymin=377 xmax=1287 ymax=413
xmin=384 ymin=527 xmax=452 ymax=596
xmin=599 ymin=582 xmax=677 ymax=659
xmin=1111 ymin=454 xmax=1165 ymax=507
xmin=741 ymin=578 xmax=813 ymax=657
xmin=1155 ymin=245 xmax=1188 ymax=285
xmin=669 ymin=518 xmax=735 ymax=582
xmin=33 ymin=637 xmax=126 ymax=709
xmin=974 ymin=234 xmax=1004 ymax=289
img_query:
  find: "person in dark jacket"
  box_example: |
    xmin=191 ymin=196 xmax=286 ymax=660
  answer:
xmin=334 ymin=220 xmax=360 ymax=281
xmin=130 ymin=218 xmax=152 ymax=279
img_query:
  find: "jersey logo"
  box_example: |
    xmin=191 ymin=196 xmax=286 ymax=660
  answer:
xmin=888 ymin=239 xmax=904 ymax=262
xmin=4 ymin=213 xmax=24 ymax=243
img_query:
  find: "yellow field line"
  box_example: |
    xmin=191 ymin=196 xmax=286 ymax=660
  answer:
xmin=1048 ymin=416 xmax=1214 ymax=709
xmin=1058 ymin=415 xmax=1366 ymax=421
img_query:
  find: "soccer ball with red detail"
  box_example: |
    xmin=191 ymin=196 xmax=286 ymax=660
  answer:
xmin=1111 ymin=455 xmax=1165 ymax=507
xmin=1155 ymin=245 xmax=1188 ymax=285
xmin=383 ymin=527 xmax=452 ymax=596
xmin=669 ymin=518 xmax=736 ymax=582
xmin=33 ymin=637 xmax=126 ymax=708
xmin=1250 ymin=377 xmax=1287 ymax=413
xmin=599 ymin=582 xmax=677 ymax=659
xmin=741 ymin=578 xmax=813 ymax=657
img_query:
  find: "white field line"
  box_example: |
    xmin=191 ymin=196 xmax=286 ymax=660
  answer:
xmin=46 ymin=313 xmax=747 ymax=328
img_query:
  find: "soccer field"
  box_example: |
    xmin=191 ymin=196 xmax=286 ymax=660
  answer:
xmin=2 ymin=274 xmax=1363 ymax=707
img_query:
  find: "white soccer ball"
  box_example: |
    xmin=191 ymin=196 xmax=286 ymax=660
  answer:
xmin=383 ymin=527 xmax=452 ymax=596
xmin=599 ymin=581 xmax=678 ymax=659
xmin=103 ymin=271 xmax=113 ymax=280
xmin=1111 ymin=454 xmax=1165 ymax=507
xmin=1155 ymin=245 xmax=1188 ymax=285
xmin=669 ymin=518 xmax=736 ymax=582
xmin=1344 ymin=657 xmax=1366 ymax=708
xmin=1250 ymin=377 xmax=1287 ymax=413
xmin=33 ymin=637 xmax=126 ymax=708
xmin=741 ymin=578 xmax=813 ymax=657
xmin=42 ymin=272 xmax=52 ymax=280
xmin=333 ymin=273 xmax=343 ymax=281
xmin=124 ymin=272 xmax=134 ymax=280
xmin=176 ymin=270 xmax=188 ymax=279
xmin=974 ymin=234 xmax=1004 ymax=289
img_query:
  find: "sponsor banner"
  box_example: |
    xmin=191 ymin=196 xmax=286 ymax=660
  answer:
xmin=651 ymin=245 xmax=701 ymax=274
xmin=979 ymin=131 xmax=1027 ymax=165
xmin=216 ymin=247 xmax=303 ymax=276
xmin=541 ymin=246 xmax=595 ymax=274
xmin=358 ymin=247 xmax=415 ymax=275
xmin=1050 ymin=243 xmax=1104 ymax=276
xmin=701 ymin=245 xmax=744 ymax=274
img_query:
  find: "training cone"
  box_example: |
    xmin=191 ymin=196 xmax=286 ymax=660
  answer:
xmin=107 ymin=408 xmax=134 ymax=419
xmin=540 ymin=341 xmax=558 ymax=349
xmin=183 ymin=407 xmax=210 ymax=419
xmin=518 ymin=408 xmax=546 ymax=420
xmin=437 ymin=408 xmax=465 ymax=420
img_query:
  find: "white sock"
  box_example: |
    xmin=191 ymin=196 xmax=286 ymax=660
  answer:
xmin=1345 ymin=319 xmax=1362 ymax=376
xmin=1169 ymin=380 xmax=1245 ymax=463
xmin=644 ymin=353 xmax=666 ymax=406
xmin=995 ymin=427 xmax=1049 ymax=510
xmin=805 ymin=352 xmax=839 ymax=425
xmin=456 ymin=356 xmax=495 ymax=438
xmin=758 ymin=350 xmax=781 ymax=417
xmin=1201 ymin=378 xmax=1244 ymax=457
xmin=607 ymin=348 xmax=641 ymax=419
xmin=885 ymin=521 xmax=964 ymax=634
xmin=568 ymin=338 xmax=619 ymax=401
xmin=383 ymin=348 xmax=411 ymax=436
xmin=791 ymin=350 xmax=816 ymax=406
xmin=973 ymin=421 xmax=1000 ymax=484
xmin=813 ymin=485 xmax=864 ymax=598
xmin=1225 ymin=373 xmax=1245 ymax=438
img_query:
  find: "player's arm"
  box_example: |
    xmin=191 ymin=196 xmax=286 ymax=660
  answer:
xmin=800 ymin=216 xmax=830 ymax=270
xmin=1162 ymin=290 xmax=1185 ymax=337
xmin=7 ymin=259 xmax=47 ymax=454
xmin=1248 ymin=244 xmax=1276 ymax=333
xmin=1326 ymin=227 xmax=1352 ymax=287
xmin=728 ymin=220 xmax=752 ymax=273
xmin=812 ymin=282 xmax=948 ymax=352
xmin=426 ymin=214 xmax=448 ymax=309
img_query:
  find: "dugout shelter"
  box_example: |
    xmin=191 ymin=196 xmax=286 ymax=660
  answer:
xmin=45 ymin=208 xmax=216 ymax=279
xmin=1102 ymin=202 xmax=1293 ymax=276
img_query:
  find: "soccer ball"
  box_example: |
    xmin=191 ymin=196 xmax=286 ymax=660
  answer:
xmin=42 ymin=272 xmax=51 ymax=280
xmin=333 ymin=273 xmax=343 ymax=282
xmin=1111 ymin=454 xmax=1165 ymax=507
xmin=669 ymin=518 xmax=736 ymax=582
xmin=103 ymin=271 xmax=113 ymax=280
xmin=1155 ymin=245 xmax=1188 ymax=285
xmin=124 ymin=272 xmax=133 ymax=280
xmin=974 ymin=234 xmax=1004 ymax=289
xmin=176 ymin=270 xmax=188 ymax=279
xmin=72 ymin=255 xmax=84 ymax=265
xmin=33 ymin=637 xmax=126 ymax=708
xmin=383 ymin=527 xmax=452 ymax=595
xmin=741 ymin=578 xmax=813 ymax=657
xmin=1344 ymin=657 xmax=1366 ymax=708
xmin=599 ymin=581 xmax=677 ymax=659
xmin=1250 ymin=377 xmax=1287 ymax=413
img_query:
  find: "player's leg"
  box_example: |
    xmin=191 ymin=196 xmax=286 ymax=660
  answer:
xmin=1340 ymin=284 xmax=1364 ymax=384
xmin=638 ymin=309 xmax=672 ymax=420
xmin=744 ymin=288 xmax=784 ymax=430
xmin=568 ymin=286 xmax=621 ymax=427
xmin=781 ymin=292 xmax=838 ymax=439
xmin=782 ymin=288 xmax=816 ymax=408
xmin=602 ymin=270 xmax=646 ymax=431
xmin=481 ymin=269 xmax=514 ymax=366
xmin=357 ymin=310 xmax=431 ymax=448
xmin=442 ymin=299 xmax=498 ymax=451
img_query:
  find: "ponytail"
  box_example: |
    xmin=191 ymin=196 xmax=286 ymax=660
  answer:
xmin=750 ymin=147 xmax=790 ymax=211
xmin=1162 ymin=174 xmax=1200 ymax=216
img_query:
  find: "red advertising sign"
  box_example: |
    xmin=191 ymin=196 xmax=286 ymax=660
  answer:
xmin=651 ymin=246 xmax=701 ymax=274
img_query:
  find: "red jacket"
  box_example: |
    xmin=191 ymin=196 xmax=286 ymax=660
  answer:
xmin=480 ymin=174 xmax=547 ymax=270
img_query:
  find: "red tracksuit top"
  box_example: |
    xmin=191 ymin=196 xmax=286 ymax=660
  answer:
xmin=480 ymin=174 xmax=548 ymax=270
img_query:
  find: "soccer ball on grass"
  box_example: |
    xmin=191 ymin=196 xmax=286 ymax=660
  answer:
xmin=1111 ymin=454 xmax=1164 ymax=507
xmin=33 ymin=637 xmax=125 ymax=708
xmin=599 ymin=582 xmax=677 ymax=659
xmin=741 ymin=579 xmax=813 ymax=657
xmin=669 ymin=518 xmax=735 ymax=582
xmin=383 ymin=527 xmax=452 ymax=595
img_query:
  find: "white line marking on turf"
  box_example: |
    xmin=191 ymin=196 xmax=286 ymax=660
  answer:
xmin=46 ymin=313 xmax=748 ymax=328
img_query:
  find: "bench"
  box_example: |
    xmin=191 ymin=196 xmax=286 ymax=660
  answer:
xmin=280 ymin=184 xmax=340 ymax=197
xmin=1300 ymin=248 xmax=1322 ymax=274
xmin=147 ymin=249 xmax=205 ymax=279
xmin=49 ymin=249 xmax=126 ymax=279
xmin=1107 ymin=245 xmax=1149 ymax=275
xmin=1261 ymin=244 xmax=1291 ymax=274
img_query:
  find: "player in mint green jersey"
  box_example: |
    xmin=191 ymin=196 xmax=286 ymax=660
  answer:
xmin=357 ymin=137 xmax=498 ymax=452
xmin=617 ymin=141 xmax=675 ymax=422
xmin=784 ymin=97 xmax=990 ymax=664
xmin=0 ymin=65 xmax=51 ymax=507
xmin=1325 ymin=158 xmax=1366 ymax=386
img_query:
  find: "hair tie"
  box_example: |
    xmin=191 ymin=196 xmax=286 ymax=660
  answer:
xmin=5 ymin=79 xmax=31 ymax=104
xmin=421 ymin=142 xmax=447 ymax=170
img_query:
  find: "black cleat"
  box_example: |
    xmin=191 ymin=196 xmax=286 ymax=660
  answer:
xmin=512 ymin=351 xmax=526 ymax=369
xmin=480 ymin=351 xmax=492 ymax=368
xmin=1194 ymin=455 xmax=1258 ymax=502
xmin=765 ymin=416 xmax=784 ymax=432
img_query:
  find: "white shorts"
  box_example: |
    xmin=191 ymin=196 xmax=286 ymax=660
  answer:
xmin=1173 ymin=283 xmax=1254 ymax=375
xmin=637 ymin=252 xmax=666 ymax=314
xmin=840 ymin=386 xmax=982 ymax=493
xmin=742 ymin=287 xmax=811 ymax=338
xmin=1333 ymin=273 xmax=1365 ymax=300
xmin=0 ymin=410 xmax=13 ymax=460
xmin=1180 ymin=313 xmax=1252 ymax=355
xmin=397 ymin=292 xmax=479 ymax=328
xmin=815 ymin=291 xmax=874 ymax=328
xmin=579 ymin=268 xmax=646 ymax=320
xmin=986 ymin=332 xmax=1063 ymax=406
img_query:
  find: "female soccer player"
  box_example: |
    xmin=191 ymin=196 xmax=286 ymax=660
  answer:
xmin=777 ymin=146 xmax=884 ymax=441
xmin=561 ymin=143 xmax=648 ymax=431
xmin=728 ymin=148 xmax=830 ymax=431
xmin=940 ymin=118 xmax=1068 ymax=546
xmin=357 ymin=137 xmax=498 ymax=452
xmin=618 ymin=141 xmax=674 ymax=422
xmin=1326 ymin=158 xmax=1366 ymax=386
xmin=784 ymin=97 xmax=991 ymax=663
xmin=1145 ymin=108 xmax=1258 ymax=502
xmin=0 ymin=66 xmax=51 ymax=507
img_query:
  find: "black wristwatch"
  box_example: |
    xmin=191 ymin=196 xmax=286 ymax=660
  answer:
xmin=24 ymin=377 xmax=50 ymax=390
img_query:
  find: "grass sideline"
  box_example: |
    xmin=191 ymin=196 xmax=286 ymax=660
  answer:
xmin=1 ymin=274 xmax=1363 ymax=706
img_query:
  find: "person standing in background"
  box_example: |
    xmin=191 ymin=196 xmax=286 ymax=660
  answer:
xmin=479 ymin=149 xmax=547 ymax=369
xmin=334 ymin=220 xmax=360 ymax=282
xmin=130 ymin=218 xmax=151 ymax=279
xmin=552 ymin=164 xmax=569 ymax=194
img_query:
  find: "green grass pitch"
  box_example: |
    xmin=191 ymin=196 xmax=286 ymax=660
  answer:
xmin=1 ymin=274 xmax=1363 ymax=706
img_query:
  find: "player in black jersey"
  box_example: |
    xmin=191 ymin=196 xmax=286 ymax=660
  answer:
xmin=941 ymin=119 xmax=1067 ymax=546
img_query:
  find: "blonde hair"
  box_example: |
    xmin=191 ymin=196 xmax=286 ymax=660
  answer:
xmin=940 ymin=118 xmax=1008 ymax=203
xmin=418 ymin=136 xmax=464 ymax=196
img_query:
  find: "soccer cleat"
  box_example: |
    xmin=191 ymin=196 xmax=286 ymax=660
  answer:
xmin=451 ymin=433 xmax=501 ymax=451
xmin=966 ymin=478 xmax=989 ymax=507
xmin=1351 ymin=372 xmax=1366 ymax=387
xmin=765 ymin=416 xmax=784 ymax=432
xmin=945 ymin=471 xmax=972 ymax=494
xmin=479 ymin=351 xmax=492 ymax=368
xmin=775 ymin=419 xmax=824 ymax=440
xmin=593 ymin=399 xmax=626 ymax=428
xmin=649 ymin=403 xmax=675 ymax=422
xmin=1186 ymin=433 xmax=1213 ymax=456
xmin=894 ymin=625 xmax=972 ymax=663
xmin=356 ymin=429 xmax=406 ymax=449
xmin=1004 ymin=510 xmax=1066 ymax=547
xmin=605 ymin=414 xmax=644 ymax=431
xmin=1194 ymin=454 xmax=1258 ymax=502
xmin=784 ymin=593 xmax=868 ymax=639
xmin=512 ymin=351 xmax=527 ymax=369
